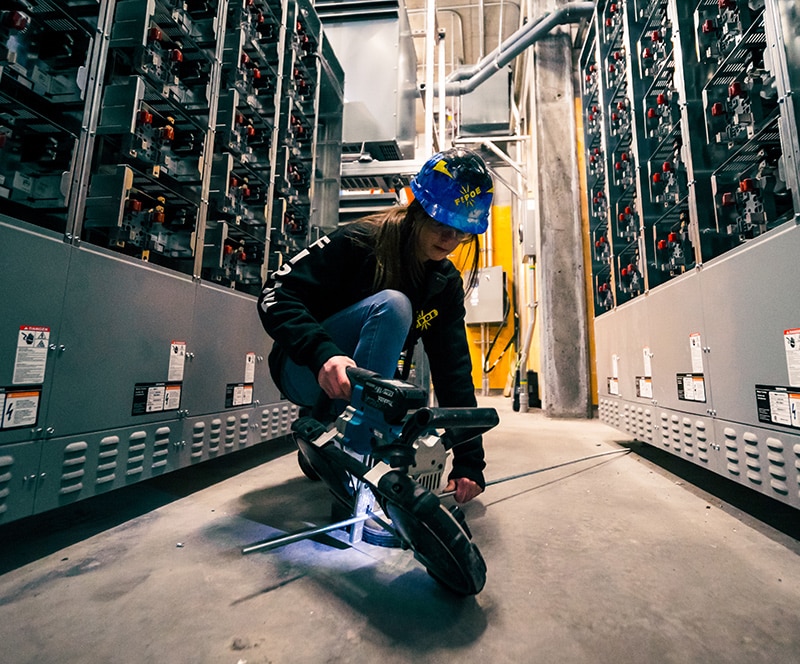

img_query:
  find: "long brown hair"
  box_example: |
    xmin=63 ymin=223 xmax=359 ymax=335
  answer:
xmin=346 ymin=199 xmax=482 ymax=293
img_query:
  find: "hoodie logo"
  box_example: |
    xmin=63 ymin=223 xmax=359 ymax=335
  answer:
xmin=259 ymin=235 xmax=330 ymax=313
xmin=416 ymin=308 xmax=439 ymax=331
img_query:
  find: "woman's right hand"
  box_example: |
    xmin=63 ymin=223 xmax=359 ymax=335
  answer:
xmin=318 ymin=355 xmax=357 ymax=401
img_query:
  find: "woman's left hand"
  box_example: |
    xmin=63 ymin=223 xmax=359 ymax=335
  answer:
xmin=444 ymin=477 xmax=484 ymax=504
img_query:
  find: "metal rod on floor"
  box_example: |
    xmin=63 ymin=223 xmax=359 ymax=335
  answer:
xmin=440 ymin=448 xmax=630 ymax=498
xmin=242 ymin=509 xmax=396 ymax=555
xmin=242 ymin=515 xmax=372 ymax=554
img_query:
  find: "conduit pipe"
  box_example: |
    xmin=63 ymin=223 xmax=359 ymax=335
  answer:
xmin=438 ymin=29 xmax=447 ymax=148
xmin=424 ymin=0 xmax=436 ymax=155
xmin=437 ymin=0 xmax=594 ymax=97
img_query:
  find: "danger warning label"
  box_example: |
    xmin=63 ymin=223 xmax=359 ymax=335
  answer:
xmin=14 ymin=325 xmax=50 ymax=385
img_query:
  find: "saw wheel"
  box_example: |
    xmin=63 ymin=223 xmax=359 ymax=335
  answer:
xmin=371 ymin=469 xmax=486 ymax=596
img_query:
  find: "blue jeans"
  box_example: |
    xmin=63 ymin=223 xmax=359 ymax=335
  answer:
xmin=279 ymin=289 xmax=413 ymax=407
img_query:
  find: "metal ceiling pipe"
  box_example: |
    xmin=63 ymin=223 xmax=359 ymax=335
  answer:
xmin=446 ymin=9 xmax=550 ymax=83
xmin=437 ymin=0 xmax=594 ymax=96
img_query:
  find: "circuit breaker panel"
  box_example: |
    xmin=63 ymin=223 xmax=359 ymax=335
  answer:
xmin=581 ymin=0 xmax=800 ymax=509
xmin=0 ymin=0 xmax=344 ymax=525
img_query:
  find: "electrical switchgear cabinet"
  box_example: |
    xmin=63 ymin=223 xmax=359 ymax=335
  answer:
xmin=0 ymin=0 xmax=344 ymax=524
xmin=581 ymin=0 xmax=800 ymax=509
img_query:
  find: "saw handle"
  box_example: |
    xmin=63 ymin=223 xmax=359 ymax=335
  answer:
xmin=400 ymin=407 xmax=499 ymax=449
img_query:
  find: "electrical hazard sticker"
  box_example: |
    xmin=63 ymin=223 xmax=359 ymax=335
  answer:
xmin=168 ymin=341 xmax=187 ymax=382
xmin=13 ymin=325 xmax=50 ymax=385
xmin=755 ymin=385 xmax=800 ymax=431
xmin=676 ymin=373 xmax=706 ymax=402
xmin=0 ymin=387 xmax=42 ymax=429
xmin=225 ymin=383 xmax=253 ymax=408
xmin=244 ymin=352 xmax=256 ymax=384
xmin=783 ymin=328 xmax=800 ymax=387
xmin=131 ymin=382 xmax=182 ymax=416
xmin=635 ymin=376 xmax=653 ymax=399
xmin=642 ymin=347 xmax=652 ymax=378
xmin=689 ymin=333 xmax=704 ymax=374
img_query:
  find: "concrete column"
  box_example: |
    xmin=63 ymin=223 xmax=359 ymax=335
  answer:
xmin=534 ymin=33 xmax=592 ymax=418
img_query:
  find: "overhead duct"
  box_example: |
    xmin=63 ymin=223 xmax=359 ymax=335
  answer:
xmin=437 ymin=1 xmax=595 ymax=97
xmin=317 ymin=0 xmax=419 ymax=161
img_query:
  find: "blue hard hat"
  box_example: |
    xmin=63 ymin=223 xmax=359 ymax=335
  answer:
xmin=410 ymin=148 xmax=494 ymax=234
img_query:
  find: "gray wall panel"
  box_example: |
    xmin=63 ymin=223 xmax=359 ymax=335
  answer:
xmin=183 ymin=283 xmax=278 ymax=417
xmin=594 ymin=298 xmax=653 ymax=402
xmin=712 ymin=417 xmax=800 ymax=508
xmin=33 ymin=419 xmax=179 ymax=515
xmin=653 ymin=409 xmax=721 ymax=475
xmin=179 ymin=401 xmax=297 ymax=466
xmin=700 ymin=223 xmax=800 ymax=430
xmin=46 ymin=246 xmax=196 ymax=438
xmin=642 ymin=273 xmax=713 ymax=416
xmin=0 ymin=220 xmax=71 ymax=445
xmin=322 ymin=12 xmax=417 ymax=159
xmin=0 ymin=441 xmax=43 ymax=524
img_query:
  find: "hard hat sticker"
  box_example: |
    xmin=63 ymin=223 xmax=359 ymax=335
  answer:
xmin=433 ymin=160 xmax=453 ymax=178
xmin=454 ymin=185 xmax=482 ymax=207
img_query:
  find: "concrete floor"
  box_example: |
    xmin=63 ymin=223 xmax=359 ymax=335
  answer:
xmin=1 ymin=395 xmax=799 ymax=664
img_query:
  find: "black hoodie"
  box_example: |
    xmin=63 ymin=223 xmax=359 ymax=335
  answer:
xmin=257 ymin=224 xmax=486 ymax=488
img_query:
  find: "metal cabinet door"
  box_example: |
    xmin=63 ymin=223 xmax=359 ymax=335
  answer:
xmin=700 ymin=223 xmax=800 ymax=431
xmin=645 ymin=271 xmax=714 ymax=415
xmin=0 ymin=440 xmax=43 ymax=525
xmin=32 ymin=420 xmax=180 ymax=515
xmin=182 ymin=283 xmax=278 ymax=418
xmin=44 ymin=246 xmax=196 ymax=438
xmin=0 ymin=220 xmax=71 ymax=445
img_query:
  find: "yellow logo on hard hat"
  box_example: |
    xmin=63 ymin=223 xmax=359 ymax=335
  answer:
xmin=455 ymin=184 xmax=482 ymax=208
xmin=433 ymin=160 xmax=453 ymax=178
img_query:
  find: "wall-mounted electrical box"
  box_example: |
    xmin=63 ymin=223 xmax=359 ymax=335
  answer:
xmin=465 ymin=266 xmax=506 ymax=325
xmin=521 ymin=197 xmax=539 ymax=260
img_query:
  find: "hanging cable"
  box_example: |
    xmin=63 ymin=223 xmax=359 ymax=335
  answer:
xmin=482 ymin=277 xmax=518 ymax=374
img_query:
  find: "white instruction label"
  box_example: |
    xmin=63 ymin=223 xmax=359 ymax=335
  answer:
xmin=768 ymin=390 xmax=792 ymax=426
xmin=168 ymin=341 xmax=186 ymax=382
xmin=146 ymin=384 xmax=166 ymax=412
xmin=755 ymin=385 xmax=800 ymax=431
xmin=231 ymin=384 xmax=253 ymax=406
xmin=680 ymin=374 xmax=706 ymax=402
xmin=244 ymin=352 xmax=256 ymax=384
xmin=132 ymin=382 xmax=181 ymax=415
xmin=13 ymin=325 xmax=50 ymax=384
xmin=689 ymin=332 xmax=704 ymax=373
xmin=784 ymin=328 xmax=800 ymax=386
